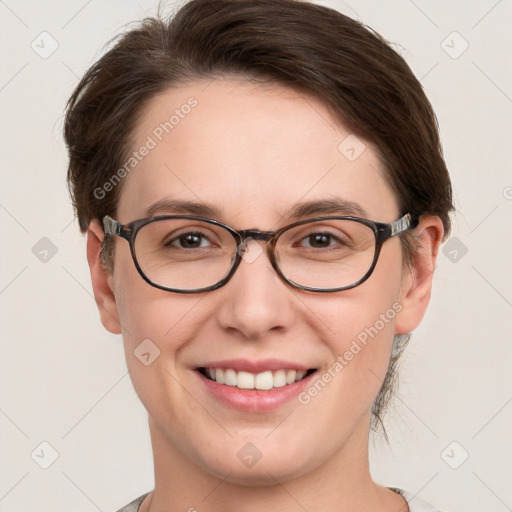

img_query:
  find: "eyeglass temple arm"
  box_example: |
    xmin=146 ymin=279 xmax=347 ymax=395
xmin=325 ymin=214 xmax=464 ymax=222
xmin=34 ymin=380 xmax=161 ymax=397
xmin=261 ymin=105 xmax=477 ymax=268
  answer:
xmin=103 ymin=215 xmax=122 ymax=236
xmin=390 ymin=213 xmax=419 ymax=236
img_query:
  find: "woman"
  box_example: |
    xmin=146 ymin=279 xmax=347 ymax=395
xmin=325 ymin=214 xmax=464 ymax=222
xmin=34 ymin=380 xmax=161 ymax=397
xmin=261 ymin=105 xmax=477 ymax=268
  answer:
xmin=64 ymin=0 xmax=453 ymax=510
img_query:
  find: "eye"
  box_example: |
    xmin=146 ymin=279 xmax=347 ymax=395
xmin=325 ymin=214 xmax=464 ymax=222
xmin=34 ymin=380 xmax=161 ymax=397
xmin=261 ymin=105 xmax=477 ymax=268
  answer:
xmin=167 ymin=231 xmax=214 ymax=249
xmin=298 ymin=231 xmax=347 ymax=249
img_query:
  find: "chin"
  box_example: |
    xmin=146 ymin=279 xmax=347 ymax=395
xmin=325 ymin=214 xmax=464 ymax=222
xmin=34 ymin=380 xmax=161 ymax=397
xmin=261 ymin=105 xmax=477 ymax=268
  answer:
xmin=208 ymin=460 xmax=307 ymax=487
xmin=192 ymin=439 xmax=321 ymax=488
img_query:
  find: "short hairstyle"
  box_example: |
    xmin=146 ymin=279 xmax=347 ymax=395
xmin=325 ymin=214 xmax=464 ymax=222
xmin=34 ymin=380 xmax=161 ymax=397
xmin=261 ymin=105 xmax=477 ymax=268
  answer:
xmin=64 ymin=0 xmax=454 ymax=431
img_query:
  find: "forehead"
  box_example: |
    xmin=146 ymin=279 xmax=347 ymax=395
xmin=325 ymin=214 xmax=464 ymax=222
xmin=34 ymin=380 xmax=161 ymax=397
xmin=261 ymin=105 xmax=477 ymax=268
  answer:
xmin=117 ymin=78 xmax=399 ymax=225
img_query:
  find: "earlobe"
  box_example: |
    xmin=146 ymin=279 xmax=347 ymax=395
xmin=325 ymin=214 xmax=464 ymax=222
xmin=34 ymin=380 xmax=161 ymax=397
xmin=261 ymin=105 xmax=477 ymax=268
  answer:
xmin=86 ymin=220 xmax=122 ymax=335
xmin=395 ymin=216 xmax=444 ymax=335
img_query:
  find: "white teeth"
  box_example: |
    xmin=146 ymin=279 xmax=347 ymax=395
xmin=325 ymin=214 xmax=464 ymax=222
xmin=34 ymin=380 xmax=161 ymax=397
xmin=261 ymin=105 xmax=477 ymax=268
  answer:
xmin=295 ymin=370 xmax=306 ymax=382
xmin=273 ymin=369 xmax=287 ymax=388
xmin=286 ymin=370 xmax=297 ymax=384
xmin=205 ymin=367 xmax=311 ymax=390
xmin=237 ymin=371 xmax=254 ymax=389
xmin=254 ymin=371 xmax=273 ymax=390
xmin=224 ymin=368 xmax=237 ymax=386
xmin=215 ymin=368 xmax=225 ymax=384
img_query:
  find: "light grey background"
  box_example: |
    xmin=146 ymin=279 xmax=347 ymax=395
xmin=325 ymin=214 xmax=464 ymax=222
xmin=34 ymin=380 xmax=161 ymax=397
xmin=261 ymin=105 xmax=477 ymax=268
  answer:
xmin=1 ymin=1 xmax=511 ymax=511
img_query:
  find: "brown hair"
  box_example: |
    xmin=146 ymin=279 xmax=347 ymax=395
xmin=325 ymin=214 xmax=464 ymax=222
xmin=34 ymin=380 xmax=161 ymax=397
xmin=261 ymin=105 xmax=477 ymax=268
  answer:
xmin=64 ymin=0 xmax=454 ymax=431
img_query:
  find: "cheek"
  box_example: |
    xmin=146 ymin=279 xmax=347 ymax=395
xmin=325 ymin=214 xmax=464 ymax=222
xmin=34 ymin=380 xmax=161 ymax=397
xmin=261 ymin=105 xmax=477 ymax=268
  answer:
xmin=323 ymin=295 xmax=400 ymax=390
xmin=110 ymin=253 xmax=203 ymax=391
xmin=112 ymin=281 xmax=212 ymax=441
xmin=312 ymin=251 xmax=403 ymax=348
xmin=112 ymin=247 xmax=205 ymax=341
xmin=303 ymin=247 xmax=404 ymax=399
xmin=294 ymin=297 xmax=402 ymax=446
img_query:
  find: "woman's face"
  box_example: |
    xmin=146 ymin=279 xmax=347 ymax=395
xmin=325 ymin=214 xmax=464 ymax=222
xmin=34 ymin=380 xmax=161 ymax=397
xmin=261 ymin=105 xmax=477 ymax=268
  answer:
xmin=93 ymin=78 xmax=426 ymax=484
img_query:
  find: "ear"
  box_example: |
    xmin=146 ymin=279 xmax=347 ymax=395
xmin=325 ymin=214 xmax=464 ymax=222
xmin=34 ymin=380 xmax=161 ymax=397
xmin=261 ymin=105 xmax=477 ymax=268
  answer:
xmin=86 ymin=219 xmax=122 ymax=335
xmin=395 ymin=215 xmax=444 ymax=335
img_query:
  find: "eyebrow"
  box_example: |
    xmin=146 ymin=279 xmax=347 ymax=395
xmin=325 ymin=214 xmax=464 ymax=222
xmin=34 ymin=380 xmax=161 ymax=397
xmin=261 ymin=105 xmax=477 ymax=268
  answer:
xmin=143 ymin=197 xmax=368 ymax=221
xmin=144 ymin=199 xmax=223 ymax=218
xmin=284 ymin=198 xmax=368 ymax=219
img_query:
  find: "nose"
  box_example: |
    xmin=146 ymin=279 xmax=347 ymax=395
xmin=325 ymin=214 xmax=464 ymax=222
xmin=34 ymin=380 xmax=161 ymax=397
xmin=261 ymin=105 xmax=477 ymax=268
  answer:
xmin=215 ymin=239 xmax=296 ymax=340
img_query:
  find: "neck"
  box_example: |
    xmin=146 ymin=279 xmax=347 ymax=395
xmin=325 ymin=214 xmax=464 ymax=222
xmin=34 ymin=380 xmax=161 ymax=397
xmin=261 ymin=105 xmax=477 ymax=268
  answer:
xmin=140 ymin=415 xmax=407 ymax=512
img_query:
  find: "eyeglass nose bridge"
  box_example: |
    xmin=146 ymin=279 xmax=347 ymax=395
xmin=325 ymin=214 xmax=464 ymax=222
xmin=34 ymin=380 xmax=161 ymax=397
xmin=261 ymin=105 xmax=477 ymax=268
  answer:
xmin=235 ymin=229 xmax=277 ymax=258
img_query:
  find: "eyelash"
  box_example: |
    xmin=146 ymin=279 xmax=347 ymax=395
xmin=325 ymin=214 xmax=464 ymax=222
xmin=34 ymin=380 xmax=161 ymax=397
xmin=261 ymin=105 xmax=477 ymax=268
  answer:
xmin=163 ymin=229 xmax=350 ymax=251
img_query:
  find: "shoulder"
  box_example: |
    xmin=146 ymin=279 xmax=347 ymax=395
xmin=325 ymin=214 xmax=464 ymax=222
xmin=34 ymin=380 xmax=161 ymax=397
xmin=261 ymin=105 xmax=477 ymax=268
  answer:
xmin=394 ymin=488 xmax=448 ymax=512
xmin=114 ymin=492 xmax=151 ymax=512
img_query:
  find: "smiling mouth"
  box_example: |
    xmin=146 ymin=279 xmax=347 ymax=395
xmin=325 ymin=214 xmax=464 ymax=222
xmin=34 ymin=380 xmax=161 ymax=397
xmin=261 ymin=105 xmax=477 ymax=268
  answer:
xmin=198 ymin=367 xmax=317 ymax=391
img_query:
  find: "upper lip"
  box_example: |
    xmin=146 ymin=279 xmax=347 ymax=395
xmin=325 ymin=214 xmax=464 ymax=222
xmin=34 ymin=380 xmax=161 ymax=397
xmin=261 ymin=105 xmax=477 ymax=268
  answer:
xmin=197 ymin=359 xmax=314 ymax=373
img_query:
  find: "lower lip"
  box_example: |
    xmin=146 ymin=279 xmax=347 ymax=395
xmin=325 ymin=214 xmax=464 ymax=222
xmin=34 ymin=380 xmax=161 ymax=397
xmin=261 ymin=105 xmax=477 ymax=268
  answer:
xmin=197 ymin=371 xmax=316 ymax=412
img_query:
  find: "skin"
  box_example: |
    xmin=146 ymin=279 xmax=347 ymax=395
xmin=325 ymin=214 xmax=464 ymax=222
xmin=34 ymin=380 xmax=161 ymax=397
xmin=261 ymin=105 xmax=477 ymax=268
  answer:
xmin=87 ymin=78 xmax=443 ymax=511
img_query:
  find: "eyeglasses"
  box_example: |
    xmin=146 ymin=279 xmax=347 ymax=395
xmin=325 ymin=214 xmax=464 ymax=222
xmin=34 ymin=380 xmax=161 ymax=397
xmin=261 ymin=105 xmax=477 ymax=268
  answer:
xmin=102 ymin=213 xmax=418 ymax=294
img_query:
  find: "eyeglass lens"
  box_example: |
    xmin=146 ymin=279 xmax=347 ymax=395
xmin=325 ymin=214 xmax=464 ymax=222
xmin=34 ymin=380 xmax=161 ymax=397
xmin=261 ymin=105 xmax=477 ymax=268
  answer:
xmin=133 ymin=218 xmax=377 ymax=291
